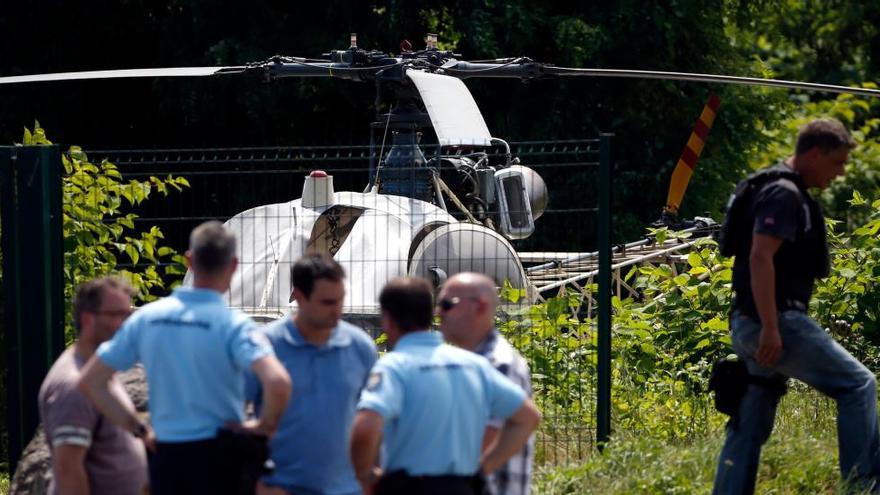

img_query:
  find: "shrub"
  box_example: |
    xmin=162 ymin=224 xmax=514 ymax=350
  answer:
xmin=20 ymin=124 xmax=189 ymax=340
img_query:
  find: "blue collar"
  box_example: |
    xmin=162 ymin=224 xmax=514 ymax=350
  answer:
xmin=281 ymin=318 xmax=352 ymax=349
xmin=395 ymin=330 xmax=443 ymax=350
xmin=173 ymin=286 xmax=225 ymax=303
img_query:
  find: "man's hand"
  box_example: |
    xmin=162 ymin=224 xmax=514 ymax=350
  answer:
xmin=749 ymin=233 xmax=785 ymax=368
xmin=224 ymin=419 xmax=272 ymax=438
xmin=756 ymin=327 xmax=783 ymax=367
xmin=357 ymin=466 xmax=381 ymax=495
xmin=141 ymin=423 xmax=157 ymax=453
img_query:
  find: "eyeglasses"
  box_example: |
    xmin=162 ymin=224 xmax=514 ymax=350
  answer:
xmin=436 ymin=296 xmax=480 ymax=312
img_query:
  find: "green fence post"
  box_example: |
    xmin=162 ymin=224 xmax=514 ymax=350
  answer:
xmin=596 ymin=134 xmax=613 ymax=449
xmin=1 ymin=145 xmax=65 ymax=474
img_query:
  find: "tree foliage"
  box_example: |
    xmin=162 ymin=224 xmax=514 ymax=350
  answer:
xmin=21 ymin=124 xmax=189 ymax=340
xmin=502 ymin=190 xmax=880 ymax=445
xmin=0 ymin=0 xmax=793 ymax=245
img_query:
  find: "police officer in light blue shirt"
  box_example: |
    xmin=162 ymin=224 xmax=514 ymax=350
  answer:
xmin=351 ymin=277 xmax=541 ymax=495
xmin=246 ymin=254 xmax=378 ymax=495
xmin=79 ymin=221 xmax=292 ymax=495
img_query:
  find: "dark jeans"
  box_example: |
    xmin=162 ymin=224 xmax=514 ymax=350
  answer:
xmin=375 ymin=470 xmax=485 ymax=495
xmin=713 ymin=311 xmax=880 ymax=494
xmin=153 ymin=438 xmax=243 ymax=495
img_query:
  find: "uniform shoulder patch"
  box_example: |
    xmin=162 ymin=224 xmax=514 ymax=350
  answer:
xmin=366 ymin=371 xmax=383 ymax=391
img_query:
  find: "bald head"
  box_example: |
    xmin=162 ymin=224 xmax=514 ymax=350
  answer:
xmin=438 ymin=272 xmax=498 ymax=350
xmin=445 ymin=273 xmax=498 ymax=309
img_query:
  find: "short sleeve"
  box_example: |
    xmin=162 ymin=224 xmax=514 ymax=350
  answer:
xmin=96 ymin=317 xmax=141 ymax=371
xmin=43 ymin=387 xmax=99 ymax=449
xmin=483 ymin=363 xmax=526 ymax=421
xmin=228 ymin=317 xmax=274 ymax=371
xmin=486 ymin=417 xmax=504 ymax=429
xmin=356 ymin=359 xmax=404 ymax=421
xmin=753 ymin=182 xmax=801 ymax=242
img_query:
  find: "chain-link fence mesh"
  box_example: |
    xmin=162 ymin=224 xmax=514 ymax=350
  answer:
xmin=86 ymin=140 xmax=607 ymax=464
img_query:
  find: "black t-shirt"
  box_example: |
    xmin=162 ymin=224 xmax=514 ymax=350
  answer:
xmin=732 ymin=163 xmax=828 ymax=317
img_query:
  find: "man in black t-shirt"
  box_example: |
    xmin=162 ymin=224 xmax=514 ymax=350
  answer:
xmin=713 ymin=119 xmax=880 ymax=494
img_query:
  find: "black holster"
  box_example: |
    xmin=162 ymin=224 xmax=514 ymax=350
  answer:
xmin=709 ymin=357 xmax=787 ymax=417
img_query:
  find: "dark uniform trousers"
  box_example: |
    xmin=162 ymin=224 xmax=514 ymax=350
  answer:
xmin=375 ymin=471 xmax=486 ymax=495
xmin=152 ymin=438 xmax=241 ymax=495
xmin=152 ymin=429 xmax=268 ymax=495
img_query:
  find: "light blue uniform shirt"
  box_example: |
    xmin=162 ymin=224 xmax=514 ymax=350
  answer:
xmin=357 ymin=331 xmax=526 ymax=476
xmin=246 ymin=318 xmax=378 ymax=495
xmin=97 ymin=287 xmax=273 ymax=442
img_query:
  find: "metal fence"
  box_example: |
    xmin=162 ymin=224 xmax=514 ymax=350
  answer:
xmin=1 ymin=140 xmax=613 ymax=473
xmin=85 ymin=139 xmax=614 ymax=464
xmin=85 ymin=140 xmax=606 ymax=254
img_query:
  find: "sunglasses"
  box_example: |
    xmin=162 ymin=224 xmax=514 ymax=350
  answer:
xmin=437 ymin=296 xmax=480 ymax=312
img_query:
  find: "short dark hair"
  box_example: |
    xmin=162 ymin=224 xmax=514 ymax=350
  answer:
xmin=290 ymin=253 xmax=345 ymax=297
xmin=189 ymin=221 xmax=236 ymax=274
xmin=795 ymin=118 xmax=857 ymax=155
xmin=379 ymin=277 xmax=434 ymax=333
xmin=73 ymin=276 xmax=136 ymax=332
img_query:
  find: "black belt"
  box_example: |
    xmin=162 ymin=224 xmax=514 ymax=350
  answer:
xmin=780 ymin=298 xmax=807 ymax=312
xmin=732 ymin=296 xmax=807 ymax=317
xmin=375 ymin=470 xmax=485 ymax=495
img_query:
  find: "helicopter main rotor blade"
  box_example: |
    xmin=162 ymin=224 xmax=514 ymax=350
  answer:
xmin=0 ymin=67 xmax=242 ymax=85
xmin=547 ymin=67 xmax=880 ymax=98
xmin=445 ymin=61 xmax=880 ymax=98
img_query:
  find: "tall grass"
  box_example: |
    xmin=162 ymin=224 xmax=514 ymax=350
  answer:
xmin=532 ymin=385 xmax=874 ymax=494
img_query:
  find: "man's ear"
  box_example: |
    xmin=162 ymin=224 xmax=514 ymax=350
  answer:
xmin=476 ymin=296 xmax=491 ymax=316
xmin=79 ymin=312 xmax=96 ymax=335
xmin=184 ymin=250 xmax=193 ymax=269
xmin=805 ymin=146 xmax=824 ymax=164
xmin=290 ymin=287 xmax=306 ymax=304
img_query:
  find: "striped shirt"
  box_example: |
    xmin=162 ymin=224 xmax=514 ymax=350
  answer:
xmin=475 ymin=329 xmax=534 ymax=495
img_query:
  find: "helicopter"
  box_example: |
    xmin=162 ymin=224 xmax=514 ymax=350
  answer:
xmin=4 ymin=33 xmax=879 ymax=320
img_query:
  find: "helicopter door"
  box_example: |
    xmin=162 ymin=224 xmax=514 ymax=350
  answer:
xmin=306 ymin=205 xmax=365 ymax=256
xmin=494 ymin=168 xmax=535 ymax=240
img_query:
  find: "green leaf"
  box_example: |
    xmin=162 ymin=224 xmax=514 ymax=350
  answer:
xmin=849 ymin=190 xmax=867 ymax=206
xmin=125 ymin=243 xmax=140 ymax=265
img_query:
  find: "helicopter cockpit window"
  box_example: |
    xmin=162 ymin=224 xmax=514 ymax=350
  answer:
xmin=502 ymin=177 xmax=530 ymax=229
xmin=494 ymin=169 xmax=535 ymax=239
